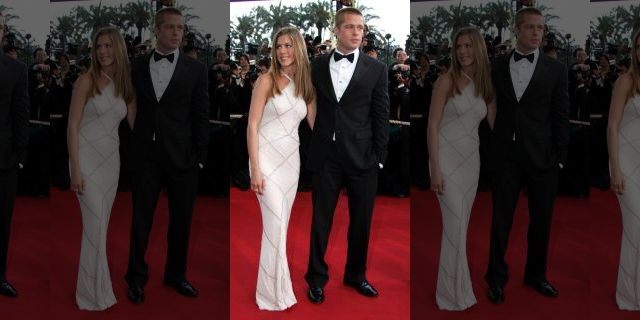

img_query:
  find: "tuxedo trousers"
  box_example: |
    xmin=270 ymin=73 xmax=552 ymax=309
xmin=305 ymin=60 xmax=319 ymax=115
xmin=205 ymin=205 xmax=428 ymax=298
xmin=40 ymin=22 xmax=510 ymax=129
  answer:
xmin=126 ymin=142 xmax=198 ymax=287
xmin=0 ymin=168 xmax=17 ymax=281
xmin=486 ymin=142 xmax=558 ymax=287
xmin=305 ymin=142 xmax=378 ymax=287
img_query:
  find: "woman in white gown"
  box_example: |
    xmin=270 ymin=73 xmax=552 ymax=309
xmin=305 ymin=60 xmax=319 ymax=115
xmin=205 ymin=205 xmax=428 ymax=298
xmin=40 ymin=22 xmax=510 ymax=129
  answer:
xmin=607 ymin=30 xmax=640 ymax=311
xmin=427 ymin=27 xmax=496 ymax=311
xmin=247 ymin=26 xmax=316 ymax=311
xmin=67 ymin=27 xmax=135 ymax=310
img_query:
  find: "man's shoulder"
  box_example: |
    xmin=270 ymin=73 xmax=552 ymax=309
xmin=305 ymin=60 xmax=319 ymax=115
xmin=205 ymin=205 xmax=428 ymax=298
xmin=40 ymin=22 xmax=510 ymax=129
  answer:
xmin=311 ymin=53 xmax=329 ymax=67
xmin=181 ymin=52 xmax=206 ymax=69
xmin=133 ymin=53 xmax=149 ymax=68
xmin=543 ymin=55 xmax=567 ymax=71
xmin=1 ymin=54 xmax=27 ymax=72
xmin=360 ymin=52 xmax=385 ymax=69
xmin=492 ymin=52 xmax=511 ymax=65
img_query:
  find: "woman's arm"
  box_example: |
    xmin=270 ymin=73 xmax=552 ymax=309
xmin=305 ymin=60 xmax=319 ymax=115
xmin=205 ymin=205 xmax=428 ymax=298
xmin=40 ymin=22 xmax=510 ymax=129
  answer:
xmin=67 ymin=73 xmax=91 ymax=194
xmin=427 ymin=73 xmax=452 ymax=195
xmin=126 ymin=99 xmax=137 ymax=129
xmin=607 ymin=73 xmax=632 ymax=195
xmin=487 ymin=98 xmax=497 ymax=130
xmin=306 ymin=98 xmax=316 ymax=130
xmin=246 ymin=74 xmax=271 ymax=195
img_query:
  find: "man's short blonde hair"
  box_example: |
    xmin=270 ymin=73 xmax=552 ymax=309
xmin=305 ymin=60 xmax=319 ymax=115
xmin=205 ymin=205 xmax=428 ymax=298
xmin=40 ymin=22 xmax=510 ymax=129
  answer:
xmin=334 ymin=7 xmax=363 ymax=28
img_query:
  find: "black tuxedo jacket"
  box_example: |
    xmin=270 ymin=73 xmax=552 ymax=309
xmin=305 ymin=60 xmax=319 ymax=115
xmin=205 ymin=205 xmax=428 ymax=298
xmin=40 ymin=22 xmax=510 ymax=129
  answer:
xmin=130 ymin=51 xmax=210 ymax=170
xmin=491 ymin=49 xmax=570 ymax=170
xmin=0 ymin=52 xmax=30 ymax=170
xmin=307 ymin=50 xmax=390 ymax=172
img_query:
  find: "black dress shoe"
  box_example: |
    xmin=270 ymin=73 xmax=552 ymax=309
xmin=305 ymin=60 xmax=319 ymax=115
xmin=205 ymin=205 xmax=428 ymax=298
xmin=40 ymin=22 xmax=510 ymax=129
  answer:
xmin=525 ymin=280 xmax=558 ymax=297
xmin=165 ymin=280 xmax=198 ymax=297
xmin=487 ymin=287 xmax=504 ymax=304
xmin=344 ymin=280 xmax=379 ymax=297
xmin=128 ymin=286 xmax=144 ymax=303
xmin=0 ymin=280 xmax=18 ymax=298
xmin=307 ymin=287 xmax=324 ymax=304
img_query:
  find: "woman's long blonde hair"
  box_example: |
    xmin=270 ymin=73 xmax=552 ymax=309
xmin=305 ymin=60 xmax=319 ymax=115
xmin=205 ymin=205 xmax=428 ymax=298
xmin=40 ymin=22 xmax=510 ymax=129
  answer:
xmin=627 ymin=30 xmax=640 ymax=101
xmin=268 ymin=26 xmax=315 ymax=104
xmin=88 ymin=27 xmax=135 ymax=104
xmin=448 ymin=26 xmax=494 ymax=104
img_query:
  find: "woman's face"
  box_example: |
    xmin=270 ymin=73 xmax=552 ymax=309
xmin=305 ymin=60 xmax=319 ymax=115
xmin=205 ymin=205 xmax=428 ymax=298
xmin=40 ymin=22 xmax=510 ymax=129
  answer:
xmin=275 ymin=34 xmax=295 ymax=69
xmin=95 ymin=34 xmax=115 ymax=68
xmin=239 ymin=56 xmax=249 ymax=67
xmin=455 ymin=34 xmax=475 ymax=68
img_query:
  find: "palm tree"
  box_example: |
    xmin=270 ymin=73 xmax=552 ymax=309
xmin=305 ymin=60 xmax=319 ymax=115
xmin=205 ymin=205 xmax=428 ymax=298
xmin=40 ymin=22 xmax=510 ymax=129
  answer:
xmin=468 ymin=5 xmax=490 ymax=33
xmin=124 ymin=1 xmax=152 ymax=40
xmin=411 ymin=14 xmax=439 ymax=51
xmin=434 ymin=2 xmax=472 ymax=37
xmin=257 ymin=2 xmax=294 ymax=41
xmin=483 ymin=1 xmax=511 ymax=41
xmin=616 ymin=4 xmax=640 ymax=38
xmin=590 ymin=14 xmax=618 ymax=48
xmin=176 ymin=5 xmax=199 ymax=26
xmin=356 ymin=4 xmax=380 ymax=26
xmin=291 ymin=3 xmax=312 ymax=35
xmin=54 ymin=15 xmax=81 ymax=52
xmin=75 ymin=2 xmax=116 ymax=39
xmin=112 ymin=4 xmax=131 ymax=34
xmin=231 ymin=15 xmax=255 ymax=52
xmin=305 ymin=0 xmax=332 ymax=41
xmin=535 ymin=4 xmax=559 ymax=25
xmin=0 ymin=5 xmax=19 ymax=24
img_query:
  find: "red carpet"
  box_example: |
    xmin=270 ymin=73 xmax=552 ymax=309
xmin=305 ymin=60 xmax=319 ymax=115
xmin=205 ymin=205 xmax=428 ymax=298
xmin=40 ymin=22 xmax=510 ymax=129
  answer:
xmin=230 ymin=188 xmax=410 ymax=319
xmin=411 ymin=188 xmax=639 ymax=320
xmin=0 ymin=189 xmax=229 ymax=319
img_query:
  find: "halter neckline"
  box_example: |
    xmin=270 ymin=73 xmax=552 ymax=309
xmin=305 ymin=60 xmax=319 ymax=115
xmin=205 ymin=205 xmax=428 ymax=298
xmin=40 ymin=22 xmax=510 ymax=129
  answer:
xmin=101 ymin=71 xmax=113 ymax=82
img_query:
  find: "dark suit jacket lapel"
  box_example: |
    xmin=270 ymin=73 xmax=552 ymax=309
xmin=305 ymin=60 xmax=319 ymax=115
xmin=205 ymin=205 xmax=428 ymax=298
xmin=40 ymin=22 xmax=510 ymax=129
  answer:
xmin=319 ymin=51 xmax=338 ymax=103
xmin=520 ymin=49 xmax=547 ymax=103
xmin=140 ymin=51 xmax=157 ymax=104
xmin=159 ymin=51 xmax=186 ymax=105
xmin=341 ymin=49 xmax=368 ymax=101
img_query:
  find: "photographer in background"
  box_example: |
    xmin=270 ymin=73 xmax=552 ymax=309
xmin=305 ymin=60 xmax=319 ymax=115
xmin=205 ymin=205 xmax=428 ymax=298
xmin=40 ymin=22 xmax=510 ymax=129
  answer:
xmin=409 ymin=52 xmax=435 ymax=190
xmin=389 ymin=48 xmax=410 ymax=121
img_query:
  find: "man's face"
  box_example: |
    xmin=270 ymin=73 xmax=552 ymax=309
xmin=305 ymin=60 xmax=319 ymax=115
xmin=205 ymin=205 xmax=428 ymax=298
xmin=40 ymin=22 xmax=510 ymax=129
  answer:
xmin=36 ymin=50 xmax=47 ymax=63
xmin=216 ymin=50 xmax=227 ymax=63
xmin=514 ymin=13 xmax=544 ymax=52
xmin=154 ymin=13 xmax=184 ymax=52
xmin=334 ymin=13 xmax=364 ymax=52
xmin=396 ymin=50 xmax=407 ymax=64
xmin=576 ymin=50 xmax=587 ymax=64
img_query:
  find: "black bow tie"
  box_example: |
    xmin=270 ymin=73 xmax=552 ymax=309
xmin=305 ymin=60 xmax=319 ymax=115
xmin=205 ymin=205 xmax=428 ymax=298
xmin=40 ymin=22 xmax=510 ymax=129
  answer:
xmin=154 ymin=51 xmax=175 ymax=63
xmin=514 ymin=51 xmax=534 ymax=63
xmin=334 ymin=52 xmax=354 ymax=63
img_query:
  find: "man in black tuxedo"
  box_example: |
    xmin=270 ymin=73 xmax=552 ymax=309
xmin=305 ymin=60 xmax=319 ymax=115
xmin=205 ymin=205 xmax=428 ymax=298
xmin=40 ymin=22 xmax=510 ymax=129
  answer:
xmin=0 ymin=13 xmax=29 ymax=298
xmin=486 ymin=7 xmax=569 ymax=304
xmin=305 ymin=7 xmax=389 ymax=304
xmin=125 ymin=7 xmax=209 ymax=303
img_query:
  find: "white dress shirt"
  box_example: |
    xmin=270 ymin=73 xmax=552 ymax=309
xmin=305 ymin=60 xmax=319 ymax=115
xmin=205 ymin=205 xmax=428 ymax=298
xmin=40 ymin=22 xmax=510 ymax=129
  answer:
xmin=509 ymin=48 xmax=539 ymax=102
xmin=149 ymin=48 xmax=180 ymax=101
xmin=329 ymin=48 xmax=359 ymax=142
xmin=509 ymin=49 xmax=538 ymax=142
xmin=329 ymin=48 xmax=359 ymax=102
